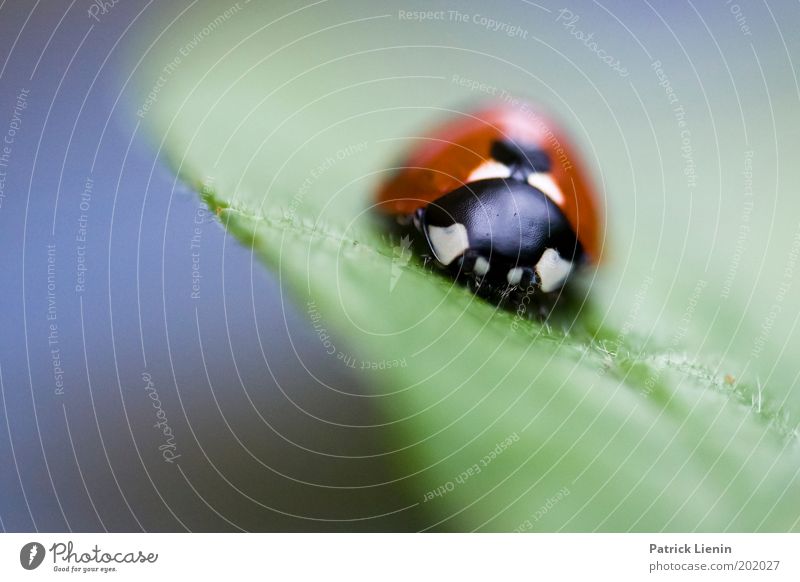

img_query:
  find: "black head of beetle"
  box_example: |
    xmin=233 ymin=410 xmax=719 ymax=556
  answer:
xmin=414 ymin=177 xmax=584 ymax=292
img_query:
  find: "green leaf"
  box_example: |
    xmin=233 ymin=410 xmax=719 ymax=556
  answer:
xmin=133 ymin=0 xmax=800 ymax=531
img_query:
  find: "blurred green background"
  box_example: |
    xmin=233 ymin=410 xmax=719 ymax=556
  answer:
xmin=130 ymin=0 xmax=800 ymax=531
xmin=1 ymin=0 xmax=798 ymax=533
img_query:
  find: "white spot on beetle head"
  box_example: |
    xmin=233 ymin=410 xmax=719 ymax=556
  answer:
xmin=466 ymin=160 xmax=512 ymax=183
xmin=473 ymin=256 xmax=490 ymax=276
xmin=506 ymin=267 xmax=524 ymax=286
xmin=536 ymin=248 xmax=573 ymax=293
xmin=527 ymin=172 xmax=565 ymax=206
xmin=425 ymin=223 xmax=470 ymax=266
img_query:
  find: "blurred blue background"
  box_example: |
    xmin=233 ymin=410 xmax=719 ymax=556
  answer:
xmin=0 ymin=0 xmax=421 ymax=531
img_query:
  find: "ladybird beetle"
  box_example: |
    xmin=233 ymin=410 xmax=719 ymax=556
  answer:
xmin=377 ymin=103 xmax=602 ymax=295
xmin=378 ymin=105 xmax=601 ymax=294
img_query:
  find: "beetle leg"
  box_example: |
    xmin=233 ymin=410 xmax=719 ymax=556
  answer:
xmin=518 ymin=267 xmax=540 ymax=291
xmin=457 ymin=249 xmax=482 ymax=276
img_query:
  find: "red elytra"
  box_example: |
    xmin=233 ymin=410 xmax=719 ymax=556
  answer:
xmin=376 ymin=104 xmax=603 ymax=263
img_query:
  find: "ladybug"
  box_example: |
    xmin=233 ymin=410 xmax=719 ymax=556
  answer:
xmin=377 ymin=103 xmax=602 ymax=296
